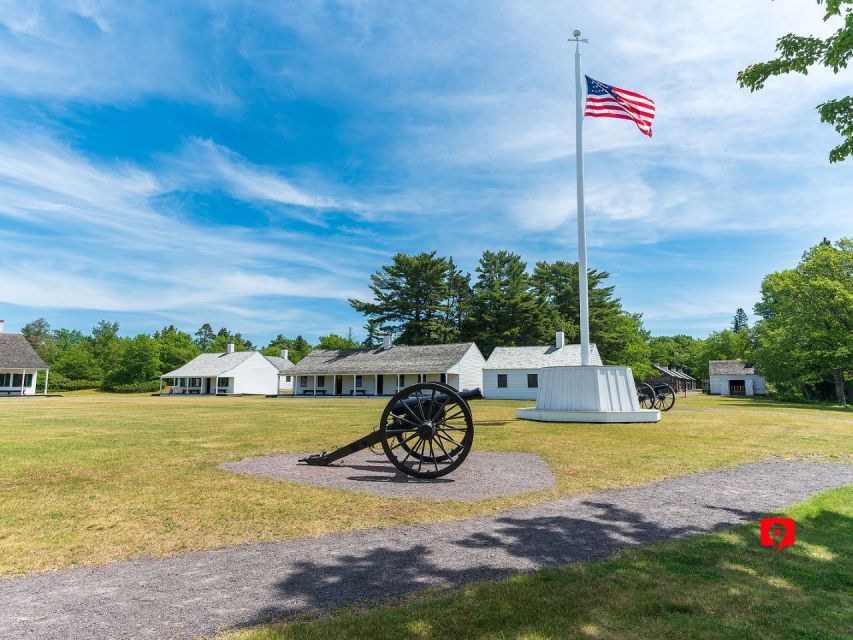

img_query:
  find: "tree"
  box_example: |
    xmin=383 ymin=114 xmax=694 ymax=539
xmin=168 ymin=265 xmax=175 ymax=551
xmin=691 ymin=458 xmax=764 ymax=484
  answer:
xmin=361 ymin=320 xmax=383 ymax=349
xmin=206 ymin=329 xmax=253 ymax=353
xmin=649 ymin=335 xmax=702 ymax=377
xmin=466 ymin=251 xmax=553 ymax=356
xmin=194 ymin=323 xmax=215 ymax=350
xmin=51 ymin=343 xmax=103 ymax=381
xmin=752 ymin=237 xmax=852 ymax=404
xmin=349 ymin=252 xmax=454 ymax=344
xmin=439 ymin=260 xmax=473 ymax=343
xmin=737 ymin=1 xmax=853 ymax=162
xmin=531 ymin=260 xmax=652 ymax=376
xmin=732 ymin=308 xmax=749 ymax=332
xmin=154 ymin=325 xmax=200 ymax=374
xmin=262 ymin=334 xmax=314 ymax=363
xmin=104 ymin=334 xmax=161 ymax=387
xmin=21 ymin=317 xmax=58 ymax=363
xmin=317 ymin=333 xmax=360 ymax=350
xmin=90 ymin=321 xmax=122 ymax=374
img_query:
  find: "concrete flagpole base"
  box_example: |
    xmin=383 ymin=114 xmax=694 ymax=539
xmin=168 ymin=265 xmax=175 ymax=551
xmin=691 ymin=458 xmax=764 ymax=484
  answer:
xmin=516 ymin=365 xmax=660 ymax=423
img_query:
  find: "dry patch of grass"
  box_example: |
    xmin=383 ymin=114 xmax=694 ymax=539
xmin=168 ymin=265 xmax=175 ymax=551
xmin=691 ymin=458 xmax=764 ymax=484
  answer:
xmin=1 ymin=393 xmax=851 ymax=576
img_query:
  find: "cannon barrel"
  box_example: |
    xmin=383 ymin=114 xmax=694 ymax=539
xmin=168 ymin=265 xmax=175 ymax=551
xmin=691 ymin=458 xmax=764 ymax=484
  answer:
xmin=390 ymin=387 xmax=482 ymax=416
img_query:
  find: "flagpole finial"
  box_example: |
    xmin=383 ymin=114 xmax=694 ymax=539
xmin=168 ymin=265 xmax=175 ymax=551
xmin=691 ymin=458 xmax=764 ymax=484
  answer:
xmin=570 ymin=30 xmax=589 ymax=43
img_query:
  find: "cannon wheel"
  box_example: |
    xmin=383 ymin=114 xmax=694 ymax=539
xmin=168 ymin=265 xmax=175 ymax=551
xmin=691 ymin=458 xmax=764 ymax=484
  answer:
xmin=391 ymin=382 xmax=460 ymax=462
xmin=380 ymin=382 xmax=474 ymax=479
xmin=637 ymin=382 xmax=656 ymax=409
xmin=654 ymin=384 xmax=676 ymax=411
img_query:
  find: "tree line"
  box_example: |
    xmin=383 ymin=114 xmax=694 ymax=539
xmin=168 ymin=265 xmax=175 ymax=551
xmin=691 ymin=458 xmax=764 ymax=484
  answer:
xmin=18 ymin=238 xmax=851 ymax=404
xmin=645 ymin=238 xmax=852 ymax=405
xmin=19 ymin=321 xmax=349 ymax=393
xmin=349 ymin=250 xmax=653 ymax=377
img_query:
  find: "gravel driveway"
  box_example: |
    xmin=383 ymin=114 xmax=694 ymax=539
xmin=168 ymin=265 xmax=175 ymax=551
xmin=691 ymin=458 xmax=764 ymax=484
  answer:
xmin=2 ymin=461 xmax=850 ymax=640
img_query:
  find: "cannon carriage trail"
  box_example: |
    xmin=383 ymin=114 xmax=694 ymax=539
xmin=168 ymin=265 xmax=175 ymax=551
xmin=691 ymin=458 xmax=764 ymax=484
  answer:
xmin=2 ymin=460 xmax=851 ymax=640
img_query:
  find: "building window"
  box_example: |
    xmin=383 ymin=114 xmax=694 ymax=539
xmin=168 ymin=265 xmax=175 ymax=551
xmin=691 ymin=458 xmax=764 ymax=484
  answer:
xmin=285 ymin=376 xmax=292 ymax=382
xmin=497 ymin=374 xmax=508 ymax=388
xmin=527 ymin=373 xmax=538 ymax=388
xmin=12 ymin=373 xmax=23 ymax=387
xmin=189 ymin=378 xmax=201 ymax=387
xmin=440 ymin=373 xmax=447 ymax=384
xmin=300 ymin=376 xmax=308 ymax=387
xmin=317 ymin=376 xmax=325 ymax=387
xmin=355 ymin=375 xmax=363 ymax=388
xmin=0 ymin=373 xmax=9 ymax=386
xmin=24 ymin=374 xmax=33 ymax=387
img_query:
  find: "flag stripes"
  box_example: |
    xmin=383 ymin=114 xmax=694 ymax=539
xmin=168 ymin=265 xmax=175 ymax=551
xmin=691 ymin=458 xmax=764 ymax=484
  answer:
xmin=584 ymin=76 xmax=655 ymax=137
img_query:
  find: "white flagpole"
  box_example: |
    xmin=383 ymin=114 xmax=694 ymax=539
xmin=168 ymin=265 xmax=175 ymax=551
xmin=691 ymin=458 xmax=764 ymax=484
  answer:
xmin=573 ymin=30 xmax=591 ymax=366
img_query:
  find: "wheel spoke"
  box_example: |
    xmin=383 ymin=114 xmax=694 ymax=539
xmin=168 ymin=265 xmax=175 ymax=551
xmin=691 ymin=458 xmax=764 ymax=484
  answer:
xmin=414 ymin=389 xmax=427 ymax=421
xmin=389 ymin=432 xmax=419 ymax=451
xmin=436 ymin=428 xmax=463 ymax=449
xmin=428 ymin=439 xmax=439 ymax=471
xmin=434 ymin=435 xmax=453 ymax=460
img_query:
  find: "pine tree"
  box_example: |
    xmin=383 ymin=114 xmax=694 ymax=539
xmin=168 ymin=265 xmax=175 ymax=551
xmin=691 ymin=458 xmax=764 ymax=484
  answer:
xmin=466 ymin=251 xmax=553 ymax=356
xmin=349 ymin=252 xmax=453 ymax=344
xmin=732 ymin=308 xmax=749 ymax=332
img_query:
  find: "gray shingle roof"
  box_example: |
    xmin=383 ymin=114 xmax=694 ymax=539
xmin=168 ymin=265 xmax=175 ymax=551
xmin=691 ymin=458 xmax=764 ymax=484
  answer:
xmin=709 ymin=359 xmax=759 ymax=376
xmin=484 ymin=344 xmax=602 ymax=369
xmin=653 ymin=363 xmax=696 ymax=380
xmin=289 ymin=343 xmax=476 ymax=375
xmin=264 ymin=355 xmax=294 ymax=373
xmin=161 ymin=351 xmax=259 ymax=378
xmin=0 ymin=334 xmax=48 ymax=369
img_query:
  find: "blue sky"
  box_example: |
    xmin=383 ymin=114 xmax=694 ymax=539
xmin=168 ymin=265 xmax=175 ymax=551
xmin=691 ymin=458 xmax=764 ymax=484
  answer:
xmin=0 ymin=1 xmax=850 ymax=345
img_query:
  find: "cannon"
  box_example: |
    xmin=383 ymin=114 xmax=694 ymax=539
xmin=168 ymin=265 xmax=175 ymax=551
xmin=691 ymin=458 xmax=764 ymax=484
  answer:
xmin=637 ymin=382 xmax=676 ymax=411
xmin=299 ymin=382 xmax=482 ymax=479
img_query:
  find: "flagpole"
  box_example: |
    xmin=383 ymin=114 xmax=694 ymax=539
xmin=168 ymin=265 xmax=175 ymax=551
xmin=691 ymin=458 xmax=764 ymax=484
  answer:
xmin=573 ymin=30 xmax=591 ymax=366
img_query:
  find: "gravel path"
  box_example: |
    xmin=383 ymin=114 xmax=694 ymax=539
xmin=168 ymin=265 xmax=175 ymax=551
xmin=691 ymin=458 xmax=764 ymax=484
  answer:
xmin=2 ymin=461 xmax=850 ymax=640
xmin=220 ymin=451 xmax=557 ymax=499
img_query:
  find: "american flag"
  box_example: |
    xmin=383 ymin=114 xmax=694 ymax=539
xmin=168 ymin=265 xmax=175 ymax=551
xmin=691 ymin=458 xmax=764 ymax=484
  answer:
xmin=584 ymin=76 xmax=655 ymax=137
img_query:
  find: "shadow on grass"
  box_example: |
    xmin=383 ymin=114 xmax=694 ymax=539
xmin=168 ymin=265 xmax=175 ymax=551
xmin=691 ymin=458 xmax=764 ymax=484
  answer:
xmin=237 ymin=504 xmax=853 ymax=640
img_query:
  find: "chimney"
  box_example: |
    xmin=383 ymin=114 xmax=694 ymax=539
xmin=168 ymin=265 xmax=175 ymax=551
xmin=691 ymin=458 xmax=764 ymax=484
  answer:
xmin=555 ymin=330 xmax=565 ymax=349
xmin=383 ymin=334 xmax=392 ymax=350
xmin=280 ymin=348 xmax=289 ymax=361
xmin=226 ymin=342 xmax=235 ymax=354
xmin=0 ymin=319 xmax=4 ymax=334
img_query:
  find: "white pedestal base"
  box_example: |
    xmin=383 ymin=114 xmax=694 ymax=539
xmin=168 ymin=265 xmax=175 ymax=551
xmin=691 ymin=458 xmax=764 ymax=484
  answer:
xmin=516 ymin=365 xmax=660 ymax=423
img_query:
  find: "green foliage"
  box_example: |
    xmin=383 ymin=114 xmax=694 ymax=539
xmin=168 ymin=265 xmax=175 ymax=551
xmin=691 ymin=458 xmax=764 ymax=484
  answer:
xmin=466 ymin=251 xmax=554 ymax=356
xmin=349 ymin=251 xmax=455 ymax=345
xmin=753 ymin=237 xmax=853 ymax=404
xmin=154 ymin=325 xmax=201 ymax=373
xmin=531 ymin=260 xmax=651 ymax=376
xmin=194 ymin=323 xmax=216 ymax=350
xmin=51 ymin=343 xmax=103 ymax=381
xmin=261 ymin=334 xmax=313 ymax=363
xmin=317 ymin=333 xmax=360 ymax=350
xmin=732 ymin=308 xmax=749 ymax=332
xmin=103 ymin=380 xmax=162 ymax=394
xmin=43 ymin=373 xmax=101 ymax=392
xmin=103 ymin=334 xmax=161 ymax=389
xmin=648 ymin=335 xmax=701 ymax=376
xmin=737 ymin=0 xmax=853 ymax=162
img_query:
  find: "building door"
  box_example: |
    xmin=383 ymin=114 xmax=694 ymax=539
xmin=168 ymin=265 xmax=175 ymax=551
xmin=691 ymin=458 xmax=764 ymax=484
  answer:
xmin=204 ymin=378 xmax=211 ymax=394
xmin=377 ymin=375 xmax=384 ymax=395
xmin=729 ymin=380 xmax=746 ymax=396
xmin=745 ymin=379 xmax=754 ymax=397
xmin=335 ymin=376 xmax=343 ymax=395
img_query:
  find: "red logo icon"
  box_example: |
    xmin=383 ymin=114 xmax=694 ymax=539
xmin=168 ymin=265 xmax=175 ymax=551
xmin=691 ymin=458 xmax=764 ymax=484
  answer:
xmin=760 ymin=517 xmax=795 ymax=551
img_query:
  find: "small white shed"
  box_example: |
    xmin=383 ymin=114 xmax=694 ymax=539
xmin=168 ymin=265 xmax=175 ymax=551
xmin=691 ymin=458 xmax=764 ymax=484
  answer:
xmin=483 ymin=332 xmax=603 ymax=400
xmin=264 ymin=349 xmax=295 ymax=394
xmin=160 ymin=343 xmax=284 ymax=396
xmin=708 ymin=360 xmax=766 ymax=396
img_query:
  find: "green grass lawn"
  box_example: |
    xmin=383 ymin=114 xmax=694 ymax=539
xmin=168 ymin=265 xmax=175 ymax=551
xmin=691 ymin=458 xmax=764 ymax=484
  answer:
xmin=0 ymin=393 xmax=851 ymax=577
xmin=221 ymin=485 xmax=853 ymax=640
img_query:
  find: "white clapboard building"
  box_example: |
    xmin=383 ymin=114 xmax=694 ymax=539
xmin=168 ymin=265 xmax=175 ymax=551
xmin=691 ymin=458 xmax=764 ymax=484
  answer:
xmin=0 ymin=320 xmax=50 ymax=396
xmin=160 ymin=343 xmax=291 ymax=395
xmin=288 ymin=337 xmax=485 ymax=396
xmin=708 ymin=359 xmax=767 ymax=396
xmin=484 ymin=331 xmax=603 ymax=400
